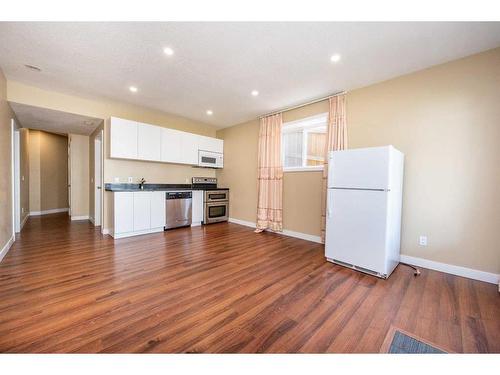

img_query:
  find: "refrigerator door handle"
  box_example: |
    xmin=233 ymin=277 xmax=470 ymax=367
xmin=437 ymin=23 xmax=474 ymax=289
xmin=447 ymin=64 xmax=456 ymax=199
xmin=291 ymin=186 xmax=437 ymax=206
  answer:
xmin=328 ymin=208 xmax=332 ymax=218
xmin=331 ymin=187 xmax=390 ymax=192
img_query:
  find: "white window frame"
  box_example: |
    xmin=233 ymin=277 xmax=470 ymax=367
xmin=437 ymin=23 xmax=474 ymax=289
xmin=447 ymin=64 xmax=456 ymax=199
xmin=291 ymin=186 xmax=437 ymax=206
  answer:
xmin=282 ymin=112 xmax=328 ymax=172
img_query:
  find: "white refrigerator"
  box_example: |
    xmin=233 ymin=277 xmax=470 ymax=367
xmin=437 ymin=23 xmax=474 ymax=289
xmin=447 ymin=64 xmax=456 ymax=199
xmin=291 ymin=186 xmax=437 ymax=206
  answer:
xmin=325 ymin=146 xmax=404 ymax=279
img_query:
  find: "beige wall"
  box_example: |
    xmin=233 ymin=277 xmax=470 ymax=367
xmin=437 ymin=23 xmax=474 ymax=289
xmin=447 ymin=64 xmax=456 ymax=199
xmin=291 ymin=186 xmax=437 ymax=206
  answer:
xmin=217 ymin=47 xmax=500 ymax=274
xmin=28 ymin=129 xmax=41 ymax=212
xmin=69 ymin=134 xmax=89 ymax=218
xmin=6 ymin=81 xmax=218 ymax=229
xmin=28 ymin=129 xmax=68 ymax=213
xmin=0 ymin=70 xmax=15 ymax=251
xmin=40 ymin=131 xmax=68 ymax=211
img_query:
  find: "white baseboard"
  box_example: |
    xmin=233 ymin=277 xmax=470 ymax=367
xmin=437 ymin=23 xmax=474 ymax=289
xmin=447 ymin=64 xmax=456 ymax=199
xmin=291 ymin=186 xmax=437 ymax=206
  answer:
xmin=281 ymin=229 xmax=322 ymax=244
xmin=71 ymin=215 xmax=89 ymax=221
xmin=228 ymin=218 xmax=256 ymax=228
xmin=228 ymin=218 xmax=498 ymax=285
xmin=111 ymin=227 xmax=164 ymax=239
xmin=400 ymin=255 xmax=499 ymax=285
xmin=0 ymin=235 xmax=15 ymax=263
xmin=30 ymin=208 xmax=69 ymax=216
xmin=89 ymin=216 xmax=95 ymax=225
xmin=228 ymin=217 xmax=322 ymax=244
xmin=20 ymin=213 xmax=29 ymax=231
xmin=102 ymin=228 xmax=110 ymax=235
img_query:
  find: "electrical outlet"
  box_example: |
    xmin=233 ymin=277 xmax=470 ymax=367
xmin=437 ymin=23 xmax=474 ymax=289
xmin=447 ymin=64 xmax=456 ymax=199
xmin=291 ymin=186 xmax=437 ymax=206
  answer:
xmin=128 ymin=177 xmax=133 ymax=183
xmin=419 ymin=236 xmax=428 ymax=246
xmin=114 ymin=177 xmax=120 ymax=183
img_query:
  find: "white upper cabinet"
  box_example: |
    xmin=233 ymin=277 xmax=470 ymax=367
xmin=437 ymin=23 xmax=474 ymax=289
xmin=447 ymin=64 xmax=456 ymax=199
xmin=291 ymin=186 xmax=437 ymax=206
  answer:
xmin=160 ymin=128 xmax=182 ymax=163
xmin=109 ymin=117 xmax=223 ymax=167
xmin=138 ymin=123 xmax=161 ymax=161
xmin=110 ymin=117 xmax=138 ymax=160
xmin=198 ymin=135 xmax=223 ymax=154
xmin=181 ymin=132 xmax=199 ymax=165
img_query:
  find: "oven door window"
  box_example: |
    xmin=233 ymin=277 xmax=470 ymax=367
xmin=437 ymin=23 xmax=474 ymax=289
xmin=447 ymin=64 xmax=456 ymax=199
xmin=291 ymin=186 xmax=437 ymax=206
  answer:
xmin=208 ymin=205 xmax=226 ymax=218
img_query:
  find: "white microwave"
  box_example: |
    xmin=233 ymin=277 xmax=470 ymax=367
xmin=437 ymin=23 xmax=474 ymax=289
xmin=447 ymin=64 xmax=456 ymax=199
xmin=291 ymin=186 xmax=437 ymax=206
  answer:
xmin=198 ymin=150 xmax=223 ymax=168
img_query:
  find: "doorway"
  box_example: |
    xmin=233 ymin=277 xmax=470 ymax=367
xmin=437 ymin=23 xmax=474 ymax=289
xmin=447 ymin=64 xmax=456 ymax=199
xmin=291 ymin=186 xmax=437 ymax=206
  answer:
xmin=94 ymin=130 xmax=103 ymax=227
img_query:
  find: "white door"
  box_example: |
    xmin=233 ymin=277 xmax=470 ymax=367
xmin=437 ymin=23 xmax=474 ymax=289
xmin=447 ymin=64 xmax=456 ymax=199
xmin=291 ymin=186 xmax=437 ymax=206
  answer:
xmin=11 ymin=120 xmax=21 ymax=233
xmin=138 ymin=122 xmax=161 ymax=161
xmin=325 ymin=188 xmax=388 ymax=274
xmin=110 ymin=117 xmax=138 ymax=159
xmin=329 ymin=146 xmax=390 ymax=189
xmin=160 ymin=128 xmax=182 ymax=163
xmin=14 ymin=129 xmax=21 ymax=232
xmin=94 ymin=136 xmax=102 ymax=226
xmin=133 ymin=192 xmax=151 ymax=231
xmin=68 ymin=137 xmax=72 ymax=216
xmin=114 ymin=192 xmax=134 ymax=234
xmin=150 ymin=191 xmax=166 ymax=229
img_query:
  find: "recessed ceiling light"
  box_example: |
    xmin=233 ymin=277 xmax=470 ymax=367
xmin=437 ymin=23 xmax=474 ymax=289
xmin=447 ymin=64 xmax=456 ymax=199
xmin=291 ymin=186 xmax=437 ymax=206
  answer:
xmin=24 ymin=64 xmax=42 ymax=72
xmin=129 ymin=86 xmax=138 ymax=93
xmin=206 ymin=110 xmax=213 ymax=116
xmin=163 ymin=47 xmax=174 ymax=56
xmin=330 ymin=54 xmax=341 ymax=63
xmin=251 ymin=90 xmax=259 ymax=97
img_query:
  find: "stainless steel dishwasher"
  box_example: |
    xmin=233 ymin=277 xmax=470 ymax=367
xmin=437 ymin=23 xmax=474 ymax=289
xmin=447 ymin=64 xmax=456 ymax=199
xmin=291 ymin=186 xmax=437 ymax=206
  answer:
xmin=165 ymin=191 xmax=192 ymax=229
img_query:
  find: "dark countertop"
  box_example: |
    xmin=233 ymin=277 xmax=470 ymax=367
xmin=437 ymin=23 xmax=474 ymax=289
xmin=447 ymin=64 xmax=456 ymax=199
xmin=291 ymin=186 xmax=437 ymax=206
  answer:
xmin=105 ymin=183 xmax=229 ymax=192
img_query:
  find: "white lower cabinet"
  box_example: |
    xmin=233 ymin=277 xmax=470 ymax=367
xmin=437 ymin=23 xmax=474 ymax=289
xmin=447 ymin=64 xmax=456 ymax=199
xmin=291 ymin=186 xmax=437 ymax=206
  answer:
xmin=192 ymin=190 xmax=204 ymax=226
xmin=114 ymin=192 xmax=134 ymax=234
xmin=150 ymin=191 xmax=166 ymax=229
xmin=112 ymin=191 xmax=166 ymax=238
xmin=133 ymin=192 xmax=151 ymax=231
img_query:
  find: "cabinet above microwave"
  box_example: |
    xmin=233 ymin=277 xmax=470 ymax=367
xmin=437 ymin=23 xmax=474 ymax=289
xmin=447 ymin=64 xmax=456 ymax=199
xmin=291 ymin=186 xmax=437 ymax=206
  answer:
xmin=109 ymin=117 xmax=223 ymax=168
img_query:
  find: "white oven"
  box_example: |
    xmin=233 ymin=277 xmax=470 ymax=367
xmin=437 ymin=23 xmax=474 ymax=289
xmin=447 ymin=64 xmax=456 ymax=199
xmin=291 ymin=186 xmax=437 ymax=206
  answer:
xmin=198 ymin=150 xmax=223 ymax=168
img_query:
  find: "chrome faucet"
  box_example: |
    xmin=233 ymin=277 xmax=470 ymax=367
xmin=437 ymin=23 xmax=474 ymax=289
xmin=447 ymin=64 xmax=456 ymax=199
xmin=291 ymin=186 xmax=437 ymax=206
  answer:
xmin=139 ymin=178 xmax=146 ymax=190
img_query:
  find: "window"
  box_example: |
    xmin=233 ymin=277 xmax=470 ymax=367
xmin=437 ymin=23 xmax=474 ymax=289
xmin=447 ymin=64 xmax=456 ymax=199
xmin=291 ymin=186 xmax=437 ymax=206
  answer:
xmin=282 ymin=113 xmax=328 ymax=171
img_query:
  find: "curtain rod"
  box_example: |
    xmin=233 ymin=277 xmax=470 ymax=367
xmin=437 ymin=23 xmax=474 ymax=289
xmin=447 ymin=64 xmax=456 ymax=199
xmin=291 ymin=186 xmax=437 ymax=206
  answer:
xmin=259 ymin=90 xmax=346 ymax=119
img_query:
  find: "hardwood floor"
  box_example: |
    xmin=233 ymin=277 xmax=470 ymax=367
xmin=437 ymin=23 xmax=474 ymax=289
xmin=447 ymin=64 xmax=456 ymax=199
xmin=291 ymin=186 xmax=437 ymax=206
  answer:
xmin=0 ymin=213 xmax=498 ymax=353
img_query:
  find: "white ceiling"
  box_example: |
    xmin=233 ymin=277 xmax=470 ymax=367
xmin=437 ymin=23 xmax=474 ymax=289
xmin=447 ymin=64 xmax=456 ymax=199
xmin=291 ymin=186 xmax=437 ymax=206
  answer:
xmin=1 ymin=22 xmax=499 ymax=128
xmin=10 ymin=102 xmax=103 ymax=136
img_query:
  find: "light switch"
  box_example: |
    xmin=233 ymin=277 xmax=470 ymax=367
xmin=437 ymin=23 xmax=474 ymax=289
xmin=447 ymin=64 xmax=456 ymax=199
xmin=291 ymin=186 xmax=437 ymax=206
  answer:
xmin=128 ymin=177 xmax=133 ymax=183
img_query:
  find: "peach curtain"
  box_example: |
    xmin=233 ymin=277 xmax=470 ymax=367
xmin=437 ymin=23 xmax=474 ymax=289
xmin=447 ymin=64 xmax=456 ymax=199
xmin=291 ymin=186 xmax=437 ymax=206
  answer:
xmin=321 ymin=94 xmax=347 ymax=242
xmin=256 ymin=113 xmax=283 ymax=232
